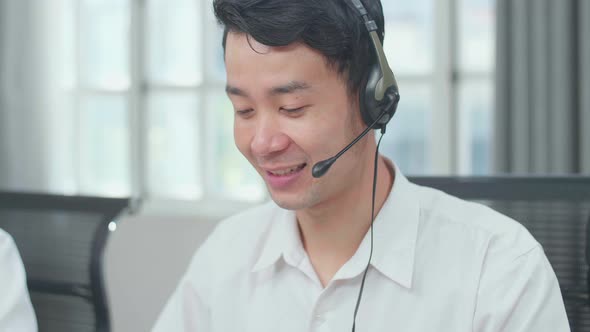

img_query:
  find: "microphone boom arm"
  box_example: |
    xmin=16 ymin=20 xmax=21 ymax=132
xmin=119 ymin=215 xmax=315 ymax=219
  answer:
xmin=312 ymin=110 xmax=387 ymax=178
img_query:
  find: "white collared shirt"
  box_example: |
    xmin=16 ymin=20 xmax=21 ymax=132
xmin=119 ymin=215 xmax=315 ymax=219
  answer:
xmin=0 ymin=229 xmax=37 ymax=332
xmin=153 ymin=166 xmax=570 ymax=332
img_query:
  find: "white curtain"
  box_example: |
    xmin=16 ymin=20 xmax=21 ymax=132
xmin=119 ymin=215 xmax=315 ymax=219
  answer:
xmin=0 ymin=0 xmax=73 ymax=192
xmin=495 ymin=0 xmax=590 ymax=174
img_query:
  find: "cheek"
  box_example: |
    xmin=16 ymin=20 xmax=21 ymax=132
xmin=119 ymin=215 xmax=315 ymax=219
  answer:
xmin=287 ymin=120 xmax=339 ymax=159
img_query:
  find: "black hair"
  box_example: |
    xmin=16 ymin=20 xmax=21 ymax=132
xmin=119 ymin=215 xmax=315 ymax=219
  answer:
xmin=213 ymin=0 xmax=385 ymax=95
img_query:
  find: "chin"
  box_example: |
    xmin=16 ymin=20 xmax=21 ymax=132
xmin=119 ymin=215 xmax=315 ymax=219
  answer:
xmin=268 ymin=189 xmax=315 ymax=211
xmin=269 ymin=194 xmax=305 ymax=211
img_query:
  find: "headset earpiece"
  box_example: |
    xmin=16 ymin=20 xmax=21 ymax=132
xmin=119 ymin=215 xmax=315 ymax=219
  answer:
xmin=349 ymin=0 xmax=400 ymax=130
xmin=360 ymin=64 xmax=399 ymax=130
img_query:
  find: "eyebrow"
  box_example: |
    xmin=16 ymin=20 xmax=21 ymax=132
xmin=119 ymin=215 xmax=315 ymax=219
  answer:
xmin=270 ymin=81 xmax=311 ymax=96
xmin=225 ymin=85 xmax=247 ymax=97
xmin=225 ymin=81 xmax=311 ymax=97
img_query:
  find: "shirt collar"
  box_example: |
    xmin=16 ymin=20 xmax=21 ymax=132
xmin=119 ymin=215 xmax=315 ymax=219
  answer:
xmin=250 ymin=160 xmax=420 ymax=290
xmin=250 ymin=207 xmax=302 ymax=273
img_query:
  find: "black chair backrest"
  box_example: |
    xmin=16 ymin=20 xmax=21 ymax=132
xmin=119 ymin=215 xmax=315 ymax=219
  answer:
xmin=0 ymin=192 xmax=130 ymax=332
xmin=409 ymin=176 xmax=590 ymax=332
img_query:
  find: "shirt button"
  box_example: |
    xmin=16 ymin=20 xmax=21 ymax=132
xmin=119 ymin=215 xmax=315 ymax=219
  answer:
xmin=314 ymin=314 xmax=326 ymax=325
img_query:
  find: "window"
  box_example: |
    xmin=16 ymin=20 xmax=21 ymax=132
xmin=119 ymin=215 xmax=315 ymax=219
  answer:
xmin=457 ymin=0 xmax=495 ymax=175
xmin=381 ymin=0 xmax=495 ymax=175
xmin=52 ymin=0 xmax=496 ymax=202
xmin=381 ymin=1 xmax=435 ymax=174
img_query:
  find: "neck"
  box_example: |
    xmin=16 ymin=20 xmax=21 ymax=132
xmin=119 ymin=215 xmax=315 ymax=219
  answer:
xmin=295 ymin=152 xmax=395 ymax=286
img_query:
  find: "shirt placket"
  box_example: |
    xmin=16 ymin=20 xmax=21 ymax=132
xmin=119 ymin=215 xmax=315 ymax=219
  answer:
xmin=308 ymin=286 xmax=335 ymax=332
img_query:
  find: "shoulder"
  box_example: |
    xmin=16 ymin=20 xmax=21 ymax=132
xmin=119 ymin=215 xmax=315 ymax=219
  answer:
xmin=409 ymin=181 xmax=540 ymax=259
xmin=0 ymin=227 xmax=12 ymax=242
xmin=0 ymin=228 xmax=26 ymax=282
xmin=0 ymin=228 xmax=18 ymax=256
xmin=0 ymin=228 xmax=26 ymax=275
xmin=0 ymin=229 xmax=37 ymax=331
xmin=211 ymin=200 xmax=278 ymax=239
xmin=183 ymin=201 xmax=280 ymax=282
xmin=201 ymin=200 xmax=279 ymax=256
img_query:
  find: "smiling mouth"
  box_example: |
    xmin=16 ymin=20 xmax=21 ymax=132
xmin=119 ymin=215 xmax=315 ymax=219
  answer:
xmin=267 ymin=163 xmax=307 ymax=176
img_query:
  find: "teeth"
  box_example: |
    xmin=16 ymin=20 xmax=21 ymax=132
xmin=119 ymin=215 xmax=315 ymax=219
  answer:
xmin=269 ymin=164 xmax=305 ymax=176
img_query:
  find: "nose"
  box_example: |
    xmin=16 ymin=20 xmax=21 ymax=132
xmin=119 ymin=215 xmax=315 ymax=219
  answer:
xmin=250 ymin=115 xmax=290 ymax=157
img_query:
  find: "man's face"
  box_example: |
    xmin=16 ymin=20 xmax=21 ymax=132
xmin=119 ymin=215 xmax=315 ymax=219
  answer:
xmin=224 ymin=32 xmax=370 ymax=211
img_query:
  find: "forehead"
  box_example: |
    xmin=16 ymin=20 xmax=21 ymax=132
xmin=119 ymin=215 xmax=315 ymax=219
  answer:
xmin=224 ymin=32 xmax=335 ymax=86
xmin=224 ymin=31 xmax=323 ymax=62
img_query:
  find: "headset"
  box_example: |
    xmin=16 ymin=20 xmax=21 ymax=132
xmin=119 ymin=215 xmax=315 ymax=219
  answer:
xmin=312 ymin=0 xmax=400 ymax=178
xmin=348 ymin=0 xmax=400 ymax=130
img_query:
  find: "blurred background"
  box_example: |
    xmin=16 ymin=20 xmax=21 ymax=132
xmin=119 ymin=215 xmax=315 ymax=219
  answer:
xmin=0 ymin=1 xmax=589 ymax=331
xmin=0 ymin=0 xmax=588 ymax=206
xmin=0 ymin=0 xmax=498 ymax=205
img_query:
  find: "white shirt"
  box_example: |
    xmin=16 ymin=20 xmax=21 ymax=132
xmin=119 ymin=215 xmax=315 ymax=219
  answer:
xmin=154 ymin=166 xmax=570 ymax=332
xmin=0 ymin=228 xmax=37 ymax=332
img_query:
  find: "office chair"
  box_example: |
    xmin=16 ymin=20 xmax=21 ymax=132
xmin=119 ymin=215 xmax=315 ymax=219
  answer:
xmin=409 ymin=176 xmax=590 ymax=332
xmin=0 ymin=192 xmax=130 ymax=332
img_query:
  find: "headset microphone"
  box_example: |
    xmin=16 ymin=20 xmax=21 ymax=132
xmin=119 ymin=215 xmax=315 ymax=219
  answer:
xmin=312 ymin=110 xmax=388 ymax=178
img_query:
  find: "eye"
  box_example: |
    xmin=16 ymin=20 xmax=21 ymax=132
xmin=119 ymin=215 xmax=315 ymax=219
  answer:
xmin=236 ymin=108 xmax=254 ymax=118
xmin=280 ymin=106 xmax=307 ymax=116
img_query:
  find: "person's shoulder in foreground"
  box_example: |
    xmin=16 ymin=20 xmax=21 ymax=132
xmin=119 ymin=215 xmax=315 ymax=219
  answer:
xmin=0 ymin=228 xmax=38 ymax=332
xmin=153 ymin=167 xmax=570 ymax=332
xmin=152 ymin=202 xmax=279 ymax=331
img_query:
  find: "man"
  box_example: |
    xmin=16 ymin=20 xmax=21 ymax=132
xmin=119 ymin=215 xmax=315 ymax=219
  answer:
xmin=154 ymin=0 xmax=569 ymax=331
xmin=0 ymin=228 xmax=37 ymax=331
